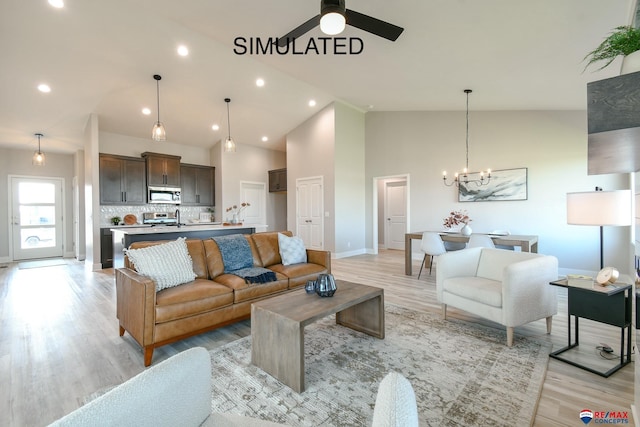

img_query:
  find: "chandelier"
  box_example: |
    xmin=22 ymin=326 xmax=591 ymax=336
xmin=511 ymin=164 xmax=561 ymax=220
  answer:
xmin=442 ymin=89 xmax=491 ymax=187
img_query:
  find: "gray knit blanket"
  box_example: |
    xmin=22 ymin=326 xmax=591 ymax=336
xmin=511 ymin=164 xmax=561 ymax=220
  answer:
xmin=212 ymin=235 xmax=276 ymax=284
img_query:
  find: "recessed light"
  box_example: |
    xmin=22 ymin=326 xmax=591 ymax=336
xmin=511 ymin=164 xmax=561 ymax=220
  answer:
xmin=261 ymin=136 xmax=268 ymax=142
xmin=37 ymin=84 xmax=51 ymax=93
xmin=177 ymin=45 xmax=189 ymax=56
xmin=211 ymin=124 xmax=219 ymax=131
xmin=48 ymin=0 xmax=64 ymax=8
xmin=142 ymin=107 xmax=151 ymax=115
xmin=256 ymin=78 xmax=265 ymax=87
xmin=308 ymin=99 xmax=316 ymax=107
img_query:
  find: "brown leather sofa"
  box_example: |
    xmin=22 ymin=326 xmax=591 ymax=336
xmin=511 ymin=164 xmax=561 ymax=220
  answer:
xmin=115 ymin=231 xmax=331 ymax=366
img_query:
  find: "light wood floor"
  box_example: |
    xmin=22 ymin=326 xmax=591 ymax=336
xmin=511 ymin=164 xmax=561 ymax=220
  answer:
xmin=0 ymin=250 xmax=634 ymax=426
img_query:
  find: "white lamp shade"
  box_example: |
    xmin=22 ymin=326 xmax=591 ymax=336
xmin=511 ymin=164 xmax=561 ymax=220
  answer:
xmin=567 ymin=190 xmax=632 ymax=226
xmin=320 ymin=12 xmax=346 ymax=35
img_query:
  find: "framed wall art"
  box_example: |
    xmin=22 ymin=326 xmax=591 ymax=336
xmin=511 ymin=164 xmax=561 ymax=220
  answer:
xmin=458 ymin=167 xmax=528 ymax=202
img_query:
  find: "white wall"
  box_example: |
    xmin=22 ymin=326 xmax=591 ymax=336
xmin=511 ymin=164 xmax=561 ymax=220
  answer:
xmin=99 ymin=131 xmax=212 ymax=165
xmin=334 ymin=102 xmax=366 ymax=256
xmin=0 ymin=147 xmax=75 ymax=262
xmin=365 ymin=110 xmax=630 ymax=272
xmin=218 ymin=142 xmax=286 ymax=231
xmin=286 ymin=104 xmax=336 ymax=251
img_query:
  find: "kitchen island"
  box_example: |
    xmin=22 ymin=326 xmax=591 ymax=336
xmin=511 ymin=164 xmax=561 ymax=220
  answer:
xmin=111 ymin=223 xmax=265 ymax=268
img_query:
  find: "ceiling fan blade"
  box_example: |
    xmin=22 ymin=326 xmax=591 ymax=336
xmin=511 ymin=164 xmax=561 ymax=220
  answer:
xmin=345 ymin=9 xmax=404 ymax=41
xmin=277 ymin=15 xmax=321 ymax=47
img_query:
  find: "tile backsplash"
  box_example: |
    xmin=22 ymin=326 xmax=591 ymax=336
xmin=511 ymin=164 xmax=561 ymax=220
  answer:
xmin=101 ymin=205 xmax=215 ymax=226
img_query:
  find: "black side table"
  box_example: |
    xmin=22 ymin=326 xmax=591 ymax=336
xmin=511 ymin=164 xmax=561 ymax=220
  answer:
xmin=549 ymin=278 xmax=632 ymax=377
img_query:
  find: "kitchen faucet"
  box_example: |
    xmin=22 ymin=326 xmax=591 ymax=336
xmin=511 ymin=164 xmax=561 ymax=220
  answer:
xmin=175 ymin=208 xmax=181 ymax=227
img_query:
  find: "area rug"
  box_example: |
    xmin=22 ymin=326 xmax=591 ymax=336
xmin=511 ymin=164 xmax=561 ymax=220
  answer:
xmin=209 ymin=304 xmax=551 ymax=426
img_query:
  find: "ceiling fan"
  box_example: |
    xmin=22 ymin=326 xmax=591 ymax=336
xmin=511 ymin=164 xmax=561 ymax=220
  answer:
xmin=277 ymin=0 xmax=404 ymax=47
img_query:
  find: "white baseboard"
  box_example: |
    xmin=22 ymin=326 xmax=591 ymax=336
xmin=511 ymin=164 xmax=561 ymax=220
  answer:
xmin=631 ymin=404 xmax=638 ymax=427
xmin=0 ymin=256 xmax=11 ymax=263
xmin=333 ymin=248 xmax=367 ymax=259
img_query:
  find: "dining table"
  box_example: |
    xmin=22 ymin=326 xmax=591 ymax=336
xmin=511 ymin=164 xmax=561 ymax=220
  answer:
xmin=404 ymin=232 xmax=539 ymax=275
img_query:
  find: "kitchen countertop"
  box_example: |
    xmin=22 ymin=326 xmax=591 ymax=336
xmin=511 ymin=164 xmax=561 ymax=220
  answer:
xmin=111 ymin=223 xmax=266 ymax=234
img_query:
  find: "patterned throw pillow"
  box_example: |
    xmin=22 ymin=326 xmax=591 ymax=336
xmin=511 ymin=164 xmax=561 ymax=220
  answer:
xmin=125 ymin=237 xmax=196 ymax=291
xmin=277 ymin=233 xmax=307 ymax=266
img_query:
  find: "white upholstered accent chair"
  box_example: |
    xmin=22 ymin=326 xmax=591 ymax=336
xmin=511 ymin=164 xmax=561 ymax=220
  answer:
xmin=436 ymin=247 xmax=558 ymax=346
xmin=50 ymin=347 xmax=419 ymax=427
xmin=418 ymin=232 xmax=446 ymax=278
xmin=466 ymin=234 xmax=496 ymax=249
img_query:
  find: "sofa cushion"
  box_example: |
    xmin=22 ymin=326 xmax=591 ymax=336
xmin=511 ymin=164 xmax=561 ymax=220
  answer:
xmin=155 ymin=279 xmax=235 ymax=323
xmin=213 ymin=273 xmax=289 ymax=303
xmin=278 ymin=233 xmax=307 ymax=265
xmin=476 ymin=248 xmax=543 ymax=282
xmin=442 ymin=276 xmax=503 ymax=308
xmin=251 ymin=231 xmax=292 ymax=267
xmin=269 ymin=262 xmax=329 ymax=288
xmin=125 ymin=237 xmax=197 ymax=291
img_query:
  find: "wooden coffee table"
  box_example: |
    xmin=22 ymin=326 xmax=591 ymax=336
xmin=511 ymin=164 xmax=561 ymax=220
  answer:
xmin=251 ymin=280 xmax=385 ymax=393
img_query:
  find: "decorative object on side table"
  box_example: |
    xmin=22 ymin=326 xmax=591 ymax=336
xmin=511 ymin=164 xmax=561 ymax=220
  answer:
xmin=443 ymin=209 xmax=471 ymax=234
xmin=315 ymin=274 xmax=337 ymax=297
xmin=226 ymin=202 xmax=250 ymax=224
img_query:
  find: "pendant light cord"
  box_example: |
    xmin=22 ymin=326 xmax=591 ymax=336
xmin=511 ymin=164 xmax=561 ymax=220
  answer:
xmin=156 ymin=79 xmax=161 ymax=124
xmin=465 ymin=89 xmax=470 ymax=171
xmin=226 ymin=99 xmax=232 ymax=139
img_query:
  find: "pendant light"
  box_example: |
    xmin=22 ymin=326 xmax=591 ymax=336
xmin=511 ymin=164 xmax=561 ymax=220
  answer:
xmin=442 ymin=89 xmax=491 ymax=187
xmin=151 ymin=74 xmax=166 ymax=141
xmin=224 ymin=98 xmax=236 ymax=152
xmin=32 ymin=133 xmax=45 ymax=166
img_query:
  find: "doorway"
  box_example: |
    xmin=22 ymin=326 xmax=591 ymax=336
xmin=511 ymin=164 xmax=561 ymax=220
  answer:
xmin=10 ymin=176 xmax=64 ymax=260
xmin=296 ymin=176 xmax=324 ymax=250
xmin=240 ymin=181 xmax=266 ymax=225
xmin=384 ymin=179 xmax=407 ymax=250
xmin=372 ymin=174 xmax=410 ymax=254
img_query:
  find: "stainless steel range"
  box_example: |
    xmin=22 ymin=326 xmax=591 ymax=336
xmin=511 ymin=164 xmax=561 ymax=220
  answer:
xmin=142 ymin=212 xmax=178 ymax=226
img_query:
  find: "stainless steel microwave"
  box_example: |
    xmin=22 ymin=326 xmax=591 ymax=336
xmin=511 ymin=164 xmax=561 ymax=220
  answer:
xmin=148 ymin=186 xmax=181 ymax=204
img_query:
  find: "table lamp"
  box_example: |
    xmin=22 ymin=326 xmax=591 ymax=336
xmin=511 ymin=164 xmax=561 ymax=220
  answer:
xmin=567 ymin=189 xmax=631 ymax=269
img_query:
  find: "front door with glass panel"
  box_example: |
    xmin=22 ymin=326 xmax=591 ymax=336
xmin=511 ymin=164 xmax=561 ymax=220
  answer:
xmin=11 ymin=177 xmax=64 ymax=260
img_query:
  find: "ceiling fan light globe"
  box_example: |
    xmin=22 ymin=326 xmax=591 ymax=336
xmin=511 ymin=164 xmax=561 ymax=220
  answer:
xmin=152 ymin=122 xmax=166 ymax=141
xmin=320 ymin=12 xmax=346 ymax=35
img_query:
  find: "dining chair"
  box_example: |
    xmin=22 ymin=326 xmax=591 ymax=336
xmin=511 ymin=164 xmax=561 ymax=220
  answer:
xmin=466 ymin=234 xmax=496 ymax=249
xmin=418 ymin=232 xmax=447 ymax=278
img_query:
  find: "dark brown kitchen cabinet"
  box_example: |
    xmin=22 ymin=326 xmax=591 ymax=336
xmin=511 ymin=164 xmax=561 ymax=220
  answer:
xmin=180 ymin=164 xmax=215 ymax=206
xmin=269 ymin=168 xmax=287 ymax=192
xmin=100 ymin=228 xmax=113 ymax=268
xmin=99 ymin=154 xmax=146 ymax=205
xmin=142 ymin=152 xmax=181 ymax=187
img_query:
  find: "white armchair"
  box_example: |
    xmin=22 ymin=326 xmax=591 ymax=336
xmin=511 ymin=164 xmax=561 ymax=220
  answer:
xmin=436 ymin=247 xmax=558 ymax=346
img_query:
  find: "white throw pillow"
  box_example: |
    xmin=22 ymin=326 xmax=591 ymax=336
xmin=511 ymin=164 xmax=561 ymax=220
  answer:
xmin=278 ymin=233 xmax=307 ymax=266
xmin=125 ymin=237 xmax=196 ymax=291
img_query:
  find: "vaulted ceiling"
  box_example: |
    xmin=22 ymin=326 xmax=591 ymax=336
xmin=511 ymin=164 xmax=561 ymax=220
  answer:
xmin=0 ymin=0 xmax=633 ymax=154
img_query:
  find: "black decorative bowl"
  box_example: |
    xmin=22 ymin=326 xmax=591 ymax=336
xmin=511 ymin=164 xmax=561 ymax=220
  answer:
xmin=315 ymin=274 xmax=337 ymax=297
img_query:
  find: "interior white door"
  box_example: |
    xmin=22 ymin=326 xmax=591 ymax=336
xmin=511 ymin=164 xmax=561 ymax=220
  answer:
xmin=296 ymin=176 xmax=324 ymax=250
xmin=11 ymin=176 xmax=64 ymax=260
xmin=240 ymin=181 xmax=266 ymax=225
xmin=385 ymin=179 xmax=407 ymax=250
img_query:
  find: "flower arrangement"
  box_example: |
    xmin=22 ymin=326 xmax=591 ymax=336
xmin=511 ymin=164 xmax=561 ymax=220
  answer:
xmin=443 ymin=210 xmax=471 ymax=229
xmin=226 ymin=202 xmax=250 ymax=217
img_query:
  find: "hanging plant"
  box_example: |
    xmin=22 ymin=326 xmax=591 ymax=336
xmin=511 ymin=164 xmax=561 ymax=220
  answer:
xmin=584 ymin=26 xmax=640 ymax=72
